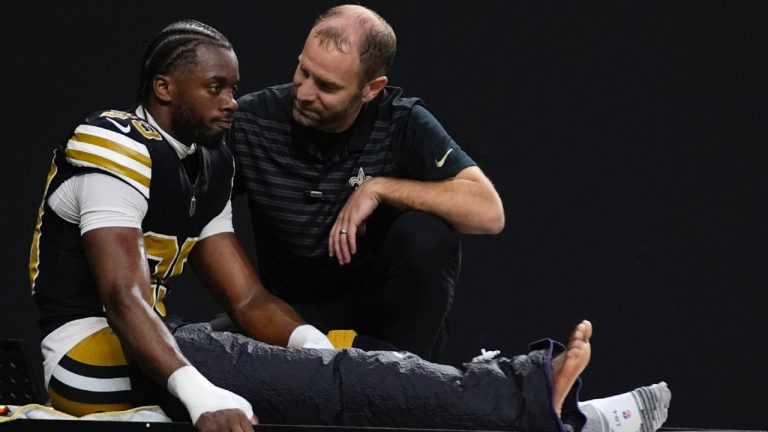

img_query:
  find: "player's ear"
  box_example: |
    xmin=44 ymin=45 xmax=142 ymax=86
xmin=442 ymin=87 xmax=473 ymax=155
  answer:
xmin=152 ymin=75 xmax=173 ymax=103
xmin=361 ymin=76 xmax=387 ymax=103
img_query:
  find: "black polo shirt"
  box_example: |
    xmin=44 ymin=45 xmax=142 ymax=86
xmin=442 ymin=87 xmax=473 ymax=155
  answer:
xmin=229 ymin=84 xmax=475 ymax=301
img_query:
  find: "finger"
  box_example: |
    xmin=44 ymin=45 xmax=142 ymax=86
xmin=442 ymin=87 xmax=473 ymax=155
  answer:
xmin=236 ymin=410 xmax=255 ymax=431
xmin=328 ymin=222 xmax=338 ymax=258
xmin=338 ymin=219 xmax=351 ymax=265
xmin=348 ymin=223 xmax=358 ymax=255
xmin=241 ymin=414 xmax=256 ymax=430
xmin=195 ymin=410 xmax=251 ymax=432
xmin=329 ymin=218 xmax=346 ymax=260
xmin=333 ymin=220 xmax=344 ymax=265
xmin=342 ymin=215 xmax=355 ymax=264
xmin=250 ymin=415 xmax=259 ymax=425
xmin=236 ymin=411 xmax=254 ymax=432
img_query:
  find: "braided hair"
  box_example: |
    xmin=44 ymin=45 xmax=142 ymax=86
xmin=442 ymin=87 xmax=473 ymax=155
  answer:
xmin=137 ymin=19 xmax=232 ymax=104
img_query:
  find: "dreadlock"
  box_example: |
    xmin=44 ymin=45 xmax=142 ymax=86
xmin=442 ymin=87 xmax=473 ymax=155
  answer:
xmin=137 ymin=19 xmax=232 ymax=104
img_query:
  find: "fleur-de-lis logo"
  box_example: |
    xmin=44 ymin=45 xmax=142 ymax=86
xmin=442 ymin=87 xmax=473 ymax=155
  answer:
xmin=348 ymin=167 xmax=372 ymax=188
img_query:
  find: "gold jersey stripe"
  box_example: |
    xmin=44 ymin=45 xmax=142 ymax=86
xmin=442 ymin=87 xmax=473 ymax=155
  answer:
xmin=72 ymin=132 xmax=151 ymax=168
xmin=65 ymin=148 xmax=150 ymax=190
xmin=29 ymin=158 xmax=59 ymax=291
xmin=66 ymin=328 xmax=129 ymax=367
xmin=49 ymin=387 xmax=132 ymax=417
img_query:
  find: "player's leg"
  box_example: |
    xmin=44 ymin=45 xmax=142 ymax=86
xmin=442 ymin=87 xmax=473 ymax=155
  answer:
xmin=173 ymin=321 xmax=583 ymax=432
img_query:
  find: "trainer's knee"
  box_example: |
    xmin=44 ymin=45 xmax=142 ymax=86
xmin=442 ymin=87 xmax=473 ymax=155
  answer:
xmin=387 ymin=211 xmax=461 ymax=259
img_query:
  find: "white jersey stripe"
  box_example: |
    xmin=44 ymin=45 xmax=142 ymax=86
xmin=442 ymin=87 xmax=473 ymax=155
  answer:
xmin=67 ymin=140 xmax=152 ymax=179
xmin=64 ymin=156 xmax=150 ymax=198
xmin=76 ymin=124 xmax=151 ymax=158
xmin=52 ymin=364 xmax=131 ymax=393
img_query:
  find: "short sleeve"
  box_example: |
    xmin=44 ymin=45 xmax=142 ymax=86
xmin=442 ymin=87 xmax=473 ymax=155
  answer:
xmin=398 ymin=104 xmax=476 ymax=181
xmin=198 ymin=200 xmax=235 ymax=240
xmin=51 ymin=172 xmax=149 ymax=234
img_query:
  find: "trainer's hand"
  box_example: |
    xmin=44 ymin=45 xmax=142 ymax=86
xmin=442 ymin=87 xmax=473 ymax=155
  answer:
xmin=195 ymin=408 xmax=258 ymax=432
xmin=329 ymin=180 xmax=378 ymax=265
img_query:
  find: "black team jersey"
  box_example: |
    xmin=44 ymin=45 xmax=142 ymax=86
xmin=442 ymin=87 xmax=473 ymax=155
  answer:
xmin=29 ymin=109 xmax=234 ymax=337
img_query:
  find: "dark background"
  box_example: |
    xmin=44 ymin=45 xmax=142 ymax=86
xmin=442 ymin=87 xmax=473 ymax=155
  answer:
xmin=3 ymin=0 xmax=766 ymax=429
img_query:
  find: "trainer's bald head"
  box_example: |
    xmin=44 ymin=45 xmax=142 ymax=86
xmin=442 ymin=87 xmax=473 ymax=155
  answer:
xmin=310 ymin=4 xmax=396 ymax=82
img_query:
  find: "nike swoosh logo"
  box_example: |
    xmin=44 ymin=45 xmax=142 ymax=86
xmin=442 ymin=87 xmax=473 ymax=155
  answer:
xmin=105 ymin=117 xmax=131 ymax=134
xmin=435 ymin=148 xmax=454 ymax=168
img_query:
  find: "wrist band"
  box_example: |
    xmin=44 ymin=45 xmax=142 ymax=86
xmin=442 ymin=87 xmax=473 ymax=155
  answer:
xmin=167 ymin=365 xmax=253 ymax=424
xmin=288 ymin=324 xmax=334 ymax=349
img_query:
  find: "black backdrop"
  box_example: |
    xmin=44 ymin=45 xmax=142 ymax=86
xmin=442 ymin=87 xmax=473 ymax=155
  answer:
xmin=3 ymin=1 xmax=766 ymax=429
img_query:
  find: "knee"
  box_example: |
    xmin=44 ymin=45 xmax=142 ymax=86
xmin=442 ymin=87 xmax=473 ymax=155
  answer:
xmin=386 ymin=211 xmax=461 ymax=268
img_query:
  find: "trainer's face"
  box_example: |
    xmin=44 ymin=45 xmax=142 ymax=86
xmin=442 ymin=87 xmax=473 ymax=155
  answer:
xmin=170 ymin=44 xmax=239 ymax=147
xmin=291 ymin=33 xmax=367 ymax=133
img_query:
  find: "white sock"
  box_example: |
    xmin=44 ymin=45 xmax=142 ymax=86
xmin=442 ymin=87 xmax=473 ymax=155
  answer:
xmin=579 ymin=382 xmax=671 ymax=432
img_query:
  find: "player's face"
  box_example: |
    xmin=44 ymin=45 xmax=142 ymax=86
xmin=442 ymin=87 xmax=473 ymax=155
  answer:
xmin=171 ymin=44 xmax=239 ymax=147
xmin=291 ymin=33 xmax=367 ymax=133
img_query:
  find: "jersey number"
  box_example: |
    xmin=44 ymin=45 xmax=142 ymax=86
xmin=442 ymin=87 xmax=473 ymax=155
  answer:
xmin=144 ymin=232 xmax=197 ymax=316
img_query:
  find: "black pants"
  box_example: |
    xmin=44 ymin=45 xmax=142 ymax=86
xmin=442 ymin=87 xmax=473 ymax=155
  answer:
xmin=172 ymin=322 xmax=586 ymax=432
xmin=292 ymin=210 xmax=461 ymax=361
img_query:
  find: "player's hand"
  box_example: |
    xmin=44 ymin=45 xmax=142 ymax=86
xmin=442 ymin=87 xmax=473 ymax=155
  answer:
xmin=329 ymin=180 xmax=378 ymax=265
xmin=195 ymin=408 xmax=258 ymax=432
xmin=167 ymin=366 xmax=256 ymax=431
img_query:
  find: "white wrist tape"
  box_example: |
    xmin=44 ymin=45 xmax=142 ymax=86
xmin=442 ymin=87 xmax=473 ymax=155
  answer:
xmin=288 ymin=324 xmax=335 ymax=349
xmin=166 ymin=365 xmax=254 ymax=425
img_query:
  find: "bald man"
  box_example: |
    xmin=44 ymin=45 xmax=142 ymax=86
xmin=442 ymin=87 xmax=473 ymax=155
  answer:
xmin=229 ymin=4 xmax=504 ymax=361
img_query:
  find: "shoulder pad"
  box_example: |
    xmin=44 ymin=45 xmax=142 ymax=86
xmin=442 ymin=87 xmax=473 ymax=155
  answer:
xmin=64 ymin=109 xmax=161 ymax=199
xmin=88 ymin=110 xmax=164 ymax=140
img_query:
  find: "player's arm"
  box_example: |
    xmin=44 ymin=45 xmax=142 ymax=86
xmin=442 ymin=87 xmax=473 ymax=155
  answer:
xmin=67 ymin=169 xmax=191 ymax=386
xmin=190 ymin=208 xmax=332 ymax=349
xmin=83 ymin=226 xmax=186 ymax=383
xmin=83 ymin=226 xmax=255 ymax=430
xmin=68 ymin=170 xmax=254 ymax=430
xmin=190 ymin=232 xmax=304 ymax=346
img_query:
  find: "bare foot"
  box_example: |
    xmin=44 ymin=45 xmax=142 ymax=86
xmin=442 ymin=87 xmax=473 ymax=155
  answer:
xmin=552 ymin=319 xmax=592 ymax=416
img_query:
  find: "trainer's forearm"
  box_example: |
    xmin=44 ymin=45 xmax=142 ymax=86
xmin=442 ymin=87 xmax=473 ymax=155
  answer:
xmin=362 ymin=175 xmax=504 ymax=234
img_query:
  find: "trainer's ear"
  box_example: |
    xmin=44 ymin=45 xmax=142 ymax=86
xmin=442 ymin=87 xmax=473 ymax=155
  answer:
xmin=152 ymin=75 xmax=173 ymax=103
xmin=361 ymin=75 xmax=387 ymax=103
